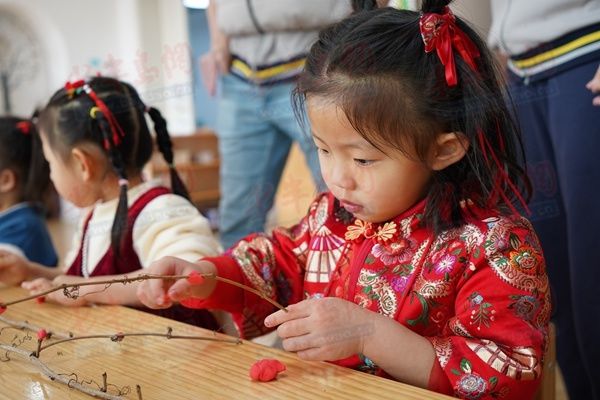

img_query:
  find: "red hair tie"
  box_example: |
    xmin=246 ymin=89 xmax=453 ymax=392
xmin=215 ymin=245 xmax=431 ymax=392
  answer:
xmin=419 ymin=6 xmax=480 ymax=86
xmin=63 ymin=80 xmax=126 ymax=148
xmin=16 ymin=121 xmax=32 ymax=135
xmin=65 ymin=79 xmax=85 ymax=99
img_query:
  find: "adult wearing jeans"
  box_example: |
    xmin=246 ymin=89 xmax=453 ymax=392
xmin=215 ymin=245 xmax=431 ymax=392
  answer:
xmin=489 ymin=1 xmax=600 ymax=399
xmin=201 ymin=0 xmax=351 ymax=248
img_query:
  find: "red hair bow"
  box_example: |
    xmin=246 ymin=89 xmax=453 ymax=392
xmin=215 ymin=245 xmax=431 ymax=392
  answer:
xmin=419 ymin=6 xmax=479 ymax=86
xmin=16 ymin=121 xmax=31 ymax=135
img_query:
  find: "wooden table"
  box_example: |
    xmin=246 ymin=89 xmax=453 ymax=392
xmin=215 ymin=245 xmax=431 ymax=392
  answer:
xmin=0 ymin=287 xmax=453 ymax=399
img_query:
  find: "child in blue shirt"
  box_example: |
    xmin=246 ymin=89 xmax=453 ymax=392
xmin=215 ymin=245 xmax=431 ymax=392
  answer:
xmin=0 ymin=117 xmax=57 ymax=268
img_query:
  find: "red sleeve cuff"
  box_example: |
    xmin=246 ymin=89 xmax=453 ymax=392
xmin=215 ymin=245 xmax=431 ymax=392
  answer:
xmin=428 ymin=353 xmax=454 ymax=395
xmin=180 ymin=256 xmax=245 ymax=313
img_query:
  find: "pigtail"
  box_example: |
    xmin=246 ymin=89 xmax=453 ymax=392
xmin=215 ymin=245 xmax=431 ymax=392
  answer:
xmin=146 ymin=107 xmax=190 ymax=200
xmin=23 ymin=117 xmax=52 ymax=205
xmin=0 ymin=116 xmax=51 ymax=205
xmin=96 ymin=110 xmax=129 ymax=256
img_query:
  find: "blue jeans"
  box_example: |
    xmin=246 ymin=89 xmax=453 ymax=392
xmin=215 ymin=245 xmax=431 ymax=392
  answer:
xmin=216 ymin=74 xmax=324 ymax=249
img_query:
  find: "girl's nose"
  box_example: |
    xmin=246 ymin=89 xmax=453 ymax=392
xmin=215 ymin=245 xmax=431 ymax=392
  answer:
xmin=328 ymin=163 xmax=356 ymax=191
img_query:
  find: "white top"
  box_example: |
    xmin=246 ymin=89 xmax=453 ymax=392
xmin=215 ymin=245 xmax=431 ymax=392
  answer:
xmin=63 ymin=181 xmax=221 ymax=275
xmin=215 ymin=0 xmax=352 ymax=68
xmin=488 ymin=0 xmax=600 ymax=55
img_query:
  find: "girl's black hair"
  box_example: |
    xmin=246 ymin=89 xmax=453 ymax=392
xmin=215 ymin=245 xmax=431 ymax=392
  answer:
xmin=38 ymin=76 xmax=190 ymax=255
xmin=294 ymin=0 xmax=530 ymax=232
xmin=0 ymin=116 xmax=51 ymax=204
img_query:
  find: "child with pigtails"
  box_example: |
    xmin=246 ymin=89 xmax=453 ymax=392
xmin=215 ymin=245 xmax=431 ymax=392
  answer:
xmin=0 ymin=77 xmax=221 ymax=329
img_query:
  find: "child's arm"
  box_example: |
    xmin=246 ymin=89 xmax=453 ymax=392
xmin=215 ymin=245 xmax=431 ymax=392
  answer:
xmin=0 ymin=250 xmax=62 ymax=285
xmin=138 ymin=194 xmax=328 ymax=337
xmin=133 ymin=194 xmax=221 ymax=268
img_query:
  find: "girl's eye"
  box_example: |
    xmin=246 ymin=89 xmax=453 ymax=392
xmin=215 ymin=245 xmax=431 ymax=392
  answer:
xmin=318 ymin=148 xmax=330 ymax=155
xmin=354 ymin=158 xmax=374 ymax=166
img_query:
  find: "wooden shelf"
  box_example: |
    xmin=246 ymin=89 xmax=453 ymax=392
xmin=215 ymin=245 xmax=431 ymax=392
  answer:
xmin=147 ymin=129 xmax=220 ymax=209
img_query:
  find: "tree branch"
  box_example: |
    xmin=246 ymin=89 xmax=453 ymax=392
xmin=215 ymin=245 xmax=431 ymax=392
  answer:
xmin=0 ymin=273 xmax=287 ymax=311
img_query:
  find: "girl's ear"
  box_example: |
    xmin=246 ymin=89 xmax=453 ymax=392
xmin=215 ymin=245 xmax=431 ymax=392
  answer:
xmin=71 ymin=147 xmax=97 ymax=182
xmin=429 ymin=132 xmax=470 ymax=171
xmin=0 ymin=169 xmax=17 ymax=193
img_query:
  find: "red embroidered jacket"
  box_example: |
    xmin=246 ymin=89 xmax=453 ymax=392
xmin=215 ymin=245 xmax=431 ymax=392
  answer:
xmin=183 ymin=193 xmax=550 ymax=399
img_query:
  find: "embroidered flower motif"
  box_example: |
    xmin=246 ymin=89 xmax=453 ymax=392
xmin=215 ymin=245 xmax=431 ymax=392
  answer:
xmin=509 ymin=246 xmax=540 ymax=273
xmin=470 ymin=293 xmax=484 ymax=306
xmin=354 ymin=293 xmax=372 ymax=308
xmin=434 ymin=254 xmax=457 ymax=274
xmin=376 ymin=221 xmax=397 ymax=243
xmin=345 ymin=219 xmax=373 ymax=241
xmin=509 ymin=295 xmax=540 ymax=322
xmin=468 ymin=292 xmax=495 ymax=330
xmin=456 ymin=372 xmax=488 ymax=399
xmin=391 ymin=276 xmax=409 ymax=294
xmin=460 ymin=224 xmax=484 ymax=251
xmin=372 ymin=239 xmax=412 ymax=266
xmin=345 ymin=220 xmax=398 ymax=244
xmin=261 ymin=264 xmax=272 ymax=281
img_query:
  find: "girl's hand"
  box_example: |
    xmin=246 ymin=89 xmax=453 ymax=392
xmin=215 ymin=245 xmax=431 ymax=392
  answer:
xmin=22 ymin=277 xmax=87 ymax=306
xmin=264 ymin=298 xmax=375 ymax=361
xmin=137 ymin=257 xmax=217 ymax=309
xmin=0 ymin=250 xmax=30 ymax=286
xmin=586 ymin=64 xmax=600 ymax=106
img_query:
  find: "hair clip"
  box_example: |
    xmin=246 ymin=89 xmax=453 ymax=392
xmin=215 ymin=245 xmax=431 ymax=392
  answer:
xmin=89 ymin=106 xmax=101 ymax=119
xmin=16 ymin=121 xmax=32 ymax=135
xmin=65 ymin=79 xmax=86 ymax=99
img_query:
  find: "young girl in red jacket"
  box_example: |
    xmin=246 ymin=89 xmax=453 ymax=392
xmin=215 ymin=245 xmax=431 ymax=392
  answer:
xmin=138 ymin=1 xmax=550 ymax=398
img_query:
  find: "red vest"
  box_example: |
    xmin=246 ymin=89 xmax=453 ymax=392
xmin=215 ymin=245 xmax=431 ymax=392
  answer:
xmin=67 ymin=187 xmax=219 ymax=330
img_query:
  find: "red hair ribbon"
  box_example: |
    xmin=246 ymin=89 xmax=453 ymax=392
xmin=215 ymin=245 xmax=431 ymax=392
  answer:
xmin=419 ymin=6 xmax=480 ymax=86
xmin=477 ymin=128 xmax=530 ymax=216
xmin=16 ymin=121 xmax=32 ymax=135
xmin=64 ymin=80 xmax=125 ymax=149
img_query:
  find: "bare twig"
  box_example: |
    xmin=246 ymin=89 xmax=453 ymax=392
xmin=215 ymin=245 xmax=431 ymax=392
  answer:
xmin=0 ymin=315 xmax=72 ymax=339
xmin=0 ymin=273 xmax=287 ymax=311
xmin=0 ymin=344 xmax=124 ymax=399
xmin=39 ymin=330 xmax=241 ymax=354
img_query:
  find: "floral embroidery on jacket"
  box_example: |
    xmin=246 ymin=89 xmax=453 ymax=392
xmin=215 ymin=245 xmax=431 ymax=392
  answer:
xmin=372 ymin=238 xmax=414 ymax=265
xmin=200 ymin=193 xmax=549 ymax=400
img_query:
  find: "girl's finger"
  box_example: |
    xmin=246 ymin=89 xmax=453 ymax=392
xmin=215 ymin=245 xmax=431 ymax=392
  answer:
xmin=264 ymin=301 xmax=311 ymax=328
xmin=281 ymin=333 xmax=317 ymax=353
xmin=276 ymin=317 xmax=311 ymax=339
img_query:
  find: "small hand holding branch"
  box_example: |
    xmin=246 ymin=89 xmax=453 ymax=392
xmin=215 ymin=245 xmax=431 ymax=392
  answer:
xmin=137 ymin=257 xmax=219 ymax=309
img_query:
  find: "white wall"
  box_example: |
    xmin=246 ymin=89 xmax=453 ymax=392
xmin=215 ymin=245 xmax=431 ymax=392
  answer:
xmin=0 ymin=0 xmax=196 ymax=133
xmin=452 ymin=0 xmax=492 ymax=37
